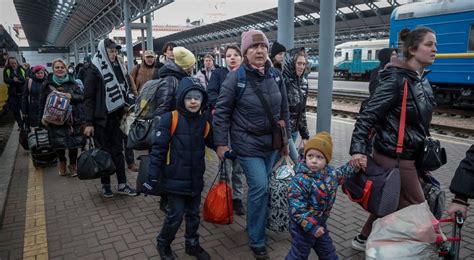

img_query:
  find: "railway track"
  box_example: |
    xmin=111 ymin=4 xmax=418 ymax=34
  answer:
xmin=307 ymin=89 xmax=474 ymax=140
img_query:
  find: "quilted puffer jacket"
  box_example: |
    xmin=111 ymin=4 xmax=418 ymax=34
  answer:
xmin=350 ymin=58 xmax=436 ymax=160
xmin=282 ymin=47 xmax=310 ymax=139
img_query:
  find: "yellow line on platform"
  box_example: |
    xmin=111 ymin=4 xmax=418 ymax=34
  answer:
xmin=23 ymin=160 xmax=49 ymax=260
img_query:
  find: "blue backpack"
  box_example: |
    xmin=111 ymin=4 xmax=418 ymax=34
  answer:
xmin=235 ymin=66 xmax=281 ymax=101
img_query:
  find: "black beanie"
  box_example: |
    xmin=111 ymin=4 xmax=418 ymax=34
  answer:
xmin=270 ymin=41 xmax=287 ymax=59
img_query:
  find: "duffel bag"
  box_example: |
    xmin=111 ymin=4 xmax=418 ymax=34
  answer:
xmin=77 ymin=138 xmax=116 ymax=180
xmin=342 ymin=156 xmax=400 ymax=217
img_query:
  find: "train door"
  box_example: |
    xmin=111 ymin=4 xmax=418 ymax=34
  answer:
xmin=351 ymin=48 xmax=362 ymax=76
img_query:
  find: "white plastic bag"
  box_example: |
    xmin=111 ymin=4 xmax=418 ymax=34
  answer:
xmin=272 ymin=155 xmax=295 ymax=180
xmin=366 ymin=201 xmax=439 ymax=260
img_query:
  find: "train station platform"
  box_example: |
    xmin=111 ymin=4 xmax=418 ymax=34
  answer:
xmin=0 ymin=113 xmax=473 ymax=260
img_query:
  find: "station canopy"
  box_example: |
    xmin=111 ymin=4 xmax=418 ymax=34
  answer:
xmin=153 ymin=0 xmax=400 ymax=55
xmin=13 ymin=0 xmax=174 ymax=49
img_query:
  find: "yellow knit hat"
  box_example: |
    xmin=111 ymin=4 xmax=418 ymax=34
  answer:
xmin=173 ymin=47 xmax=196 ymax=70
xmin=304 ymin=131 xmax=333 ymax=163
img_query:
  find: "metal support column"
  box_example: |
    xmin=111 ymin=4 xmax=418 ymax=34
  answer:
xmin=74 ymin=41 xmax=79 ymax=65
xmin=317 ymin=0 xmax=336 ymax=133
xmin=89 ymin=29 xmax=95 ymax=55
xmin=277 ymin=0 xmax=294 ymax=49
xmin=140 ymin=17 xmax=146 ymax=54
xmin=123 ymin=0 xmax=134 ymax=72
xmin=146 ymin=14 xmax=153 ymax=51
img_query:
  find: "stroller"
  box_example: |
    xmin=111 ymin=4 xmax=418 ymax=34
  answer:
xmin=28 ymin=128 xmax=57 ymax=168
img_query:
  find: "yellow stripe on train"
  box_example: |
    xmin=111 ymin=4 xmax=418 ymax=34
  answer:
xmin=435 ymin=53 xmax=474 ymax=58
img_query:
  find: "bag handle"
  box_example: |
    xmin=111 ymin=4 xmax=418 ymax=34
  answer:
xmin=252 ymin=82 xmax=278 ymax=128
xmin=406 ymin=78 xmax=430 ymax=137
xmin=395 ymin=79 xmax=408 ymax=155
xmin=271 ymin=155 xmax=295 ymax=172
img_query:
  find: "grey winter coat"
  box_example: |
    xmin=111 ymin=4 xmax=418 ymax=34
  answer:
xmin=213 ymin=61 xmax=290 ymax=157
xmin=282 ymin=47 xmax=310 ymax=139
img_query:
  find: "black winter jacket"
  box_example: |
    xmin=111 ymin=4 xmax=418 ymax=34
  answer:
xmin=22 ymin=76 xmax=45 ymax=127
xmin=350 ymin=58 xmax=436 ymax=160
xmin=151 ymin=61 xmax=188 ymax=117
xmin=38 ymin=74 xmax=85 ymax=150
xmin=213 ymin=61 xmax=290 ymax=157
xmin=282 ymin=47 xmax=310 ymax=139
xmin=449 ymin=145 xmax=474 ymax=200
xmin=148 ymin=77 xmax=214 ymax=196
xmin=83 ymin=64 xmax=109 ymax=127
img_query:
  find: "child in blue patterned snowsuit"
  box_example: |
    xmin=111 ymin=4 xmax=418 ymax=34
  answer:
xmin=286 ymin=132 xmax=359 ymax=260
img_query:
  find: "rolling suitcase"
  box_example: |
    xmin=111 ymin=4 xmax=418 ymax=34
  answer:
xmin=28 ymin=128 xmax=57 ymax=168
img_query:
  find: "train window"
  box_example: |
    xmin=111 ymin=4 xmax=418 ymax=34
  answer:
xmin=345 ymin=52 xmax=349 ymax=60
xmin=469 ymin=25 xmax=474 ymax=51
xmin=335 ymin=51 xmax=342 ymax=57
xmin=368 ymin=50 xmax=373 ymax=60
xmin=375 ymin=50 xmax=380 ymax=60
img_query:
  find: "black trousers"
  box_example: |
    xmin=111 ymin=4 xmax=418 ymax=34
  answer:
xmin=94 ymin=112 xmax=126 ymax=185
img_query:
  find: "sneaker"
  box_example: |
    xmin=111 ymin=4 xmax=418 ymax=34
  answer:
xmin=127 ymin=163 xmax=139 ymax=172
xmin=251 ymin=246 xmax=269 ymax=260
xmin=352 ymin=234 xmax=367 ymax=252
xmin=156 ymin=244 xmax=175 ymax=260
xmin=233 ymin=199 xmax=245 ymax=216
xmin=102 ymin=185 xmax=114 ymax=198
xmin=117 ymin=184 xmax=137 ymax=196
xmin=185 ymin=245 xmax=210 ymax=260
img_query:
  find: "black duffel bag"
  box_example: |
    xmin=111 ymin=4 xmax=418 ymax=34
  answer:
xmin=136 ymin=155 xmax=163 ymax=196
xmin=77 ymin=138 xmax=116 ymax=180
xmin=342 ymin=156 xmax=401 ymax=217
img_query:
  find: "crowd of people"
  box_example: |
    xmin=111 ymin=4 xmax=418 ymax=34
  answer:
xmin=3 ymin=25 xmax=473 ymax=260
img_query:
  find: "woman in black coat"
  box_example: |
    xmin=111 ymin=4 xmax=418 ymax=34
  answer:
xmin=22 ymin=65 xmax=46 ymax=128
xmin=39 ymin=59 xmax=84 ymax=177
xmin=349 ymin=27 xmax=438 ymax=250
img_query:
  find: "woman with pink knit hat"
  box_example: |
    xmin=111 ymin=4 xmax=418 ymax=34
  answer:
xmin=213 ymin=29 xmax=290 ymax=259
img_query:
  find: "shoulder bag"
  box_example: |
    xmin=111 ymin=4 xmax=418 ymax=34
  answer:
xmin=408 ymin=80 xmax=447 ymax=172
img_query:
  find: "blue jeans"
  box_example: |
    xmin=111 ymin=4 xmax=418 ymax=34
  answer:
xmin=288 ymin=132 xmax=300 ymax=162
xmin=157 ymin=194 xmax=201 ymax=247
xmin=286 ymin=221 xmax=338 ymax=260
xmin=238 ymin=150 xmax=278 ymax=247
xmin=225 ymin=159 xmax=245 ymax=199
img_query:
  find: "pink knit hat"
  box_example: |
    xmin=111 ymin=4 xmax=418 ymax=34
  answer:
xmin=240 ymin=29 xmax=269 ymax=55
xmin=32 ymin=65 xmax=45 ymax=73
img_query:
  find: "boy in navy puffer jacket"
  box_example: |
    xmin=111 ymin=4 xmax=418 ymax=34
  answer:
xmin=143 ymin=77 xmax=215 ymax=260
xmin=286 ymin=132 xmax=360 ymax=260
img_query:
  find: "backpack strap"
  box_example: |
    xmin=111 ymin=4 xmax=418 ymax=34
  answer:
xmin=235 ymin=66 xmax=281 ymax=102
xmin=170 ymin=110 xmax=179 ymax=136
xmin=396 ymin=79 xmax=408 ymax=156
xmin=204 ymin=121 xmax=210 ymax=138
xmin=27 ymin=78 xmax=33 ymax=104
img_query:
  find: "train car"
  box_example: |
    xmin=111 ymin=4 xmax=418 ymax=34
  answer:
xmin=333 ymin=39 xmax=389 ymax=80
xmin=390 ymin=0 xmax=474 ymax=107
xmin=0 ymin=26 xmax=22 ymax=116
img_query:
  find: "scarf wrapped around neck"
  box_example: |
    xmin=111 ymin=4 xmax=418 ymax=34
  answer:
xmin=92 ymin=39 xmax=129 ymax=113
xmin=52 ymin=74 xmax=70 ymax=85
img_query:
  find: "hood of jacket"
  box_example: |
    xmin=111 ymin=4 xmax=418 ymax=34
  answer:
xmin=175 ymin=76 xmax=208 ymax=117
xmin=158 ymin=60 xmax=189 ymax=80
xmin=382 ymin=57 xmax=431 ymax=80
xmin=282 ymin=47 xmax=305 ymax=80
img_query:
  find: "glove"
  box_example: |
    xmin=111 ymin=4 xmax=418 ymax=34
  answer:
xmin=143 ymin=179 xmax=158 ymax=196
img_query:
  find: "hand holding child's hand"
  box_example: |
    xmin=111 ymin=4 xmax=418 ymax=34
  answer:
xmin=351 ymin=154 xmax=367 ymax=172
xmin=314 ymin=226 xmax=325 ymax=238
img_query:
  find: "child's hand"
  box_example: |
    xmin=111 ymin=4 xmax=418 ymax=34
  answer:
xmin=314 ymin=226 xmax=325 ymax=238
